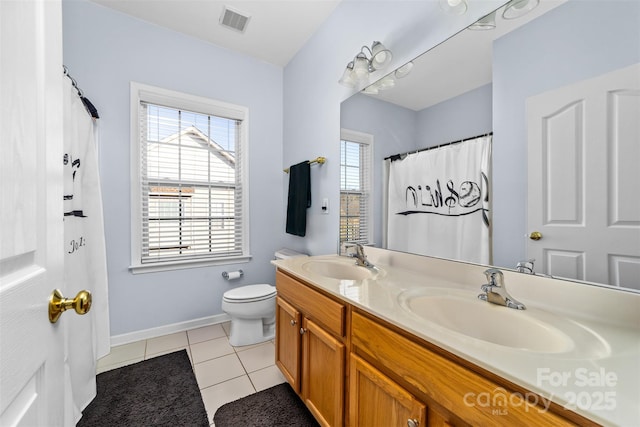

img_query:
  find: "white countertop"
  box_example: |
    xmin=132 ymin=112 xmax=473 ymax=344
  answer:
xmin=272 ymin=248 xmax=640 ymax=427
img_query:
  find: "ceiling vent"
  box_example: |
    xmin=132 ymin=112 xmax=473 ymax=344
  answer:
xmin=219 ymin=6 xmax=251 ymax=33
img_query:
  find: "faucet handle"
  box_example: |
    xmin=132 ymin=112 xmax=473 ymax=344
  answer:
xmin=516 ymin=259 xmax=535 ymax=274
xmin=483 ymin=268 xmax=504 ymax=286
xmin=341 ymin=241 xmax=358 ymax=256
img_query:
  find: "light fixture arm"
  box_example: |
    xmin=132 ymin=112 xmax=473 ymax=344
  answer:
xmin=360 ymin=45 xmax=374 ymax=57
xmin=338 ymin=40 xmax=393 ymax=88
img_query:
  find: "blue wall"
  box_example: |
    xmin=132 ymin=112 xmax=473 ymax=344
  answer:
xmin=340 ymin=94 xmax=417 ymax=247
xmin=63 ymin=0 xmax=283 ymax=337
xmin=492 ymin=0 xmax=640 ymax=269
xmin=416 ymin=84 xmax=492 ymax=147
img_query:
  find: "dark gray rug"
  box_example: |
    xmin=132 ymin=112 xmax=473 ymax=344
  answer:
xmin=77 ymin=350 xmax=208 ymax=427
xmin=214 ymin=383 xmax=319 ymax=427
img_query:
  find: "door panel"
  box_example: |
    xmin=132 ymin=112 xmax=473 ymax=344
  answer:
xmin=349 ymin=354 xmax=426 ymax=427
xmin=275 ymin=297 xmax=301 ymax=392
xmin=0 ymin=0 xmax=66 ymax=425
xmin=302 ymin=317 xmax=344 ymax=427
xmin=527 ymin=63 xmax=640 ymax=288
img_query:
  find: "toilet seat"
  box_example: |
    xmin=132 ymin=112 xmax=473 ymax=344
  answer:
xmin=223 ymin=284 xmax=276 ymax=303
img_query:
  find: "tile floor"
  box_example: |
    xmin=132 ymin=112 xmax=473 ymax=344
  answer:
xmin=96 ymin=322 xmax=286 ymax=426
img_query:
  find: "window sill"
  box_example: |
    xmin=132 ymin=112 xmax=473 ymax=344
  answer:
xmin=129 ymin=255 xmax=252 ymax=274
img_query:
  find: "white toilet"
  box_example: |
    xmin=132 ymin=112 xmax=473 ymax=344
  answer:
xmin=221 ymin=249 xmax=307 ymax=346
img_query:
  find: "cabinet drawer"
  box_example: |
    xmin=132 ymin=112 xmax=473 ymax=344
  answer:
xmin=351 ymin=311 xmax=576 ymax=427
xmin=276 ymin=270 xmax=345 ymax=337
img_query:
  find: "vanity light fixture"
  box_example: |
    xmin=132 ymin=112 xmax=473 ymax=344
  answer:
xmin=468 ymin=11 xmax=497 ymax=30
xmin=502 ymin=0 xmax=540 ymax=19
xmin=362 ymin=74 xmax=396 ymax=95
xmin=394 ymin=61 xmax=414 ymax=79
xmin=439 ymin=0 xmax=468 ymax=16
xmin=338 ymin=41 xmax=393 ymax=88
xmin=361 ymin=61 xmax=413 ymax=95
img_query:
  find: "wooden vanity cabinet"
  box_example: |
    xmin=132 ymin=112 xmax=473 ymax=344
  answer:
xmin=275 ymin=296 xmax=301 ymax=391
xmin=275 ymin=268 xmax=595 ymax=427
xmin=351 ymin=310 xmax=592 ymax=427
xmin=301 ymin=316 xmax=345 ymax=427
xmin=349 ymin=353 xmax=426 ymax=427
xmin=275 ymin=270 xmax=346 ymax=427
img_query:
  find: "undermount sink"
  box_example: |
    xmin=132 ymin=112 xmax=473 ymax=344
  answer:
xmin=301 ymin=259 xmax=379 ymax=280
xmin=398 ymin=288 xmax=610 ymax=357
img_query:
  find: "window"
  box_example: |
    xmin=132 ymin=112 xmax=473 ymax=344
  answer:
xmin=340 ymin=129 xmax=373 ymax=248
xmin=130 ymin=83 xmax=249 ymax=272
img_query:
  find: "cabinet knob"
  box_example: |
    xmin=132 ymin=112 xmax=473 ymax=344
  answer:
xmin=407 ymin=419 xmax=419 ymax=427
xmin=290 ymin=319 xmax=297 ymax=326
xmin=300 ymin=327 xmax=306 ymax=335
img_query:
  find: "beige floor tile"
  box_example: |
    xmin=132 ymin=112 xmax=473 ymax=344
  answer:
xmin=248 ymin=365 xmax=286 ymax=392
xmin=145 ymin=346 xmax=191 ymax=362
xmin=221 ymin=321 xmax=231 ymax=337
xmin=200 ymin=375 xmax=255 ymax=424
xmin=236 ymin=342 xmax=276 ymax=373
xmin=145 ymin=331 xmax=188 ymax=356
xmin=191 ymin=336 xmax=234 ymax=364
xmin=194 ymin=353 xmax=246 ymax=389
xmin=96 ymin=357 xmax=145 ymax=374
xmin=187 ymin=324 xmax=226 ymax=345
xmin=97 ymin=340 xmax=146 ymax=370
xmin=232 ymin=339 xmax=270 ymax=353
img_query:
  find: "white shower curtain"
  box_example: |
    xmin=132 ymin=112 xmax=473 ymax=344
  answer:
xmin=386 ymin=135 xmax=492 ymax=264
xmin=62 ymin=76 xmax=110 ymax=425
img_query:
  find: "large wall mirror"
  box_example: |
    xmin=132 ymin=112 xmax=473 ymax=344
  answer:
xmin=340 ymin=0 xmax=640 ymax=292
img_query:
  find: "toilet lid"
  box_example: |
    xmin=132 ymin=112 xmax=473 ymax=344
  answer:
xmin=223 ymin=284 xmax=276 ymax=302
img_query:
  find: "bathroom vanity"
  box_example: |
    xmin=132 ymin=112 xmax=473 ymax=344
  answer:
xmin=272 ymin=248 xmax=639 ymax=426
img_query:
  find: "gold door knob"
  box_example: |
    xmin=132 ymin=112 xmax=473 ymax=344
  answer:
xmin=49 ymin=289 xmax=92 ymax=323
xmin=529 ymin=231 xmax=543 ymax=241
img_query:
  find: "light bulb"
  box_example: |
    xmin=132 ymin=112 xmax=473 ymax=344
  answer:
xmin=439 ymin=0 xmax=468 ymax=15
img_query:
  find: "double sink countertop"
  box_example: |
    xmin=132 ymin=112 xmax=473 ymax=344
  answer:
xmin=272 ymin=247 xmax=640 ymax=427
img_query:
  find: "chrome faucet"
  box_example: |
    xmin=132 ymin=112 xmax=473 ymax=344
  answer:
xmin=343 ymin=243 xmax=374 ymax=268
xmin=478 ymin=268 xmax=526 ymax=310
xmin=515 ymin=259 xmax=553 ymax=278
xmin=516 ymin=259 xmax=535 ymax=274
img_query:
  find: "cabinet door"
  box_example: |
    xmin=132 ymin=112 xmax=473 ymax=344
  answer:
xmin=302 ymin=317 xmax=345 ymax=427
xmin=275 ymin=296 xmax=301 ymax=392
xmin=350 ymin=354 xmax=426 ymax=427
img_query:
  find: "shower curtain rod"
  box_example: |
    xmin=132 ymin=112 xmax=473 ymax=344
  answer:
xmin=63 ymin=65 xmax=100 ymax=119
xmin=385 ymin=132 xmax=492 ymax=161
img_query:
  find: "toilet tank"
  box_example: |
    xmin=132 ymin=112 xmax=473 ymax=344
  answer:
xmin=274 ymin=248 xmax=308 ymax=260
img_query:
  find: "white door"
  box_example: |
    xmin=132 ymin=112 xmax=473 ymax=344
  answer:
xmin=527 ymin=64 xmax=640 ymax=288
xmin=0 ymin=0 xmax=67 ymax=425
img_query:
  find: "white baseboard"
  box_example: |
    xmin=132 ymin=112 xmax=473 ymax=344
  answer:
xmin=110 ymin=313 xmax=231 ymax=347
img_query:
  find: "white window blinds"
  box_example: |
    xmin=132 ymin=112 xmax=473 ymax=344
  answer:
xmin=340 ymin=133 xmax=372 ymax=246
xmin=139 ymin=101 xmax=244 ymax=264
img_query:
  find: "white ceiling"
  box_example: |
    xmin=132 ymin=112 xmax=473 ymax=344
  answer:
xmin=86 ymin=0 xmax=567 ymax=110
xmin=88 ymin=0 xmax=342 ymax=67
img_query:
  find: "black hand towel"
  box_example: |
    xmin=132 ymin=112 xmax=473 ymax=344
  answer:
xmin=286 ymin=161 xmax=311 ymax=236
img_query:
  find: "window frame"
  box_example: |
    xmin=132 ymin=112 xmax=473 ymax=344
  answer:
xmin=339 ymin=128 xmax=373 ymax=249
xmin=129 ymin=82 xmax=251 ymax=273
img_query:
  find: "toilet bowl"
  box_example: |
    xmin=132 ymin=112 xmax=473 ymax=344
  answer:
xmin=221 ymin=249 xmax=307 ymax=346
xmin=222 ymin=284 xmax=277 ymax=346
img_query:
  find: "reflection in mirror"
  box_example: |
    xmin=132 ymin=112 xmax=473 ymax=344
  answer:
xmin=340 ymin=0 xmax=640 ymax=291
